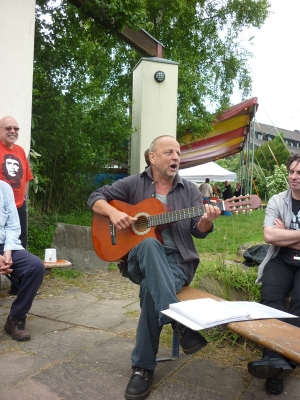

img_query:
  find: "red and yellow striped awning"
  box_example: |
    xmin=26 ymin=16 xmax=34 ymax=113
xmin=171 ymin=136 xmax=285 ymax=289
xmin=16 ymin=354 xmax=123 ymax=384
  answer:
xmin=180 ymin=97 xmax=258 ymax=168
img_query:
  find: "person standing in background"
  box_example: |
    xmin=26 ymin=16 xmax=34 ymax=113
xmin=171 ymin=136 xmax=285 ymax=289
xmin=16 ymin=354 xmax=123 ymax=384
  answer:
xmin=234 ymin=182 xmax=245 ymax=197
xmin=0 ymin=116 xmax=33 ymax=250
xmin=199 ymin=178 xmax=213 ymax=203
xmin=222 ymin=180 xmax=232 ymax=200
xmin=212 ymin=184 xmax=222 ymax=198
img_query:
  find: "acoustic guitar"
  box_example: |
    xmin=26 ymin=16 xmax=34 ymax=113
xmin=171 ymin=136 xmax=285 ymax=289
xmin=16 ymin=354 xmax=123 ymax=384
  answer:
xmin=92 ymin=195 xmax=261 ymax=262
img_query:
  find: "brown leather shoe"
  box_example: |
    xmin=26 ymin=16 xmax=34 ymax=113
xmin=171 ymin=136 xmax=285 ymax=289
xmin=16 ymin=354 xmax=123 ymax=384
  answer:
xmin=4 ymin=316 xmax=31 ymax=341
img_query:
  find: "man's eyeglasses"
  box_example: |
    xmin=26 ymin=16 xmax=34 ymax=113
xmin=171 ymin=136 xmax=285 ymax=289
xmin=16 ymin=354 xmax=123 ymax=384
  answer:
xmin=0 ymin=126 xmax=20 ymax=132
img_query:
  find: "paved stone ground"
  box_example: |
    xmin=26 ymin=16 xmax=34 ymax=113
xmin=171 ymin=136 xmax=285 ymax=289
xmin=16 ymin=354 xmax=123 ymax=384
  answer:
xmin=0 ymin=270 xmax=300 ymax=399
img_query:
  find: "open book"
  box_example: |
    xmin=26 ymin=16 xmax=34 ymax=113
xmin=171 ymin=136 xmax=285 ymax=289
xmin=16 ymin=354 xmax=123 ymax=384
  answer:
xmin=161 ymin=298 xmax=298 ymax=331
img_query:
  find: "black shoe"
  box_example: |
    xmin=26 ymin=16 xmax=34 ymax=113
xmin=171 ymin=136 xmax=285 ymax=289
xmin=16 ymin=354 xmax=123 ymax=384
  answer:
xmin=171 ymin=321 xmax=207 ymax=355
xmin=125 ymin=367 xmax=154 ymax=400
xmin=248 ymin=357 xmax=294 ymax=379
xmin=265 ymin=376 xmax=284 ymax=395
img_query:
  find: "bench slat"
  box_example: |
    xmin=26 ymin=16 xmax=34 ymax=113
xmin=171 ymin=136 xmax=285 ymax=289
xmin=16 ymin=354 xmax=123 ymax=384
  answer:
xmin=43 ymin=259 xmax=72 ymax=269
xmin=177 ymin=286 xmax=300 ymax=364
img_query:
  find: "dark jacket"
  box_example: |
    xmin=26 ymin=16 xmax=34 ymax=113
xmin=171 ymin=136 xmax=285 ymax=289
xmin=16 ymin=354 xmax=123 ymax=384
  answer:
xmin=88 ymin=167 xmax=213 ymax=284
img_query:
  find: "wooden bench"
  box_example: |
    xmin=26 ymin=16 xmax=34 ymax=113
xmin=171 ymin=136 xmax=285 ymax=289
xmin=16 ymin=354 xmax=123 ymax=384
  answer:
xmin=173 ymin=286 xmax=300 ymax=364
xmin=0 ymin=259 xmax=72 ymax=292
xmin=43 ymin=259 xmax=72 ymax=275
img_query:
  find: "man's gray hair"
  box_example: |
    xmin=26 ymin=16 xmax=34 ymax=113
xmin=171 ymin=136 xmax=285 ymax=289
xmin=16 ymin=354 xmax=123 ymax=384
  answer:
xmin=149 ymin=135 xmax=176 ymax=153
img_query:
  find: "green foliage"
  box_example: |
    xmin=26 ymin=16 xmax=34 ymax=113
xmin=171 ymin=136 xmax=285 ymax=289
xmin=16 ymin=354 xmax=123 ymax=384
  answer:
xmin=32 ymin=0 xmax=271 ymax=212
xmin=266 ymin=164 xmax=289 ymax=198
xmin=254 ymin=134 xmax=290 ymax=174
xmin=27 ymin=206 xmax=57 ymax=258
xmin=29 ymin=147 xmax=49 ymax=194
xmin=27 ymin=206 xmax=92 ymax=258
xmin=193 ymin=261 xmax=261 ymax=302
xmin=51 ymin=268 xmax=84 ymax=279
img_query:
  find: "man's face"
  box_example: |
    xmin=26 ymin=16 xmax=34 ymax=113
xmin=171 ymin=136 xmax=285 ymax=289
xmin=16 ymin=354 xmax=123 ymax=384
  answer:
xmin=6 ymin=158 xmax=20 ymax=177
xmin=0 ymin=117 xmax=19 ymax=149
xmin=150 ymin=137 xmax=180 ymax=179
xmin=288 ymin=161 xmax=300 ymax=193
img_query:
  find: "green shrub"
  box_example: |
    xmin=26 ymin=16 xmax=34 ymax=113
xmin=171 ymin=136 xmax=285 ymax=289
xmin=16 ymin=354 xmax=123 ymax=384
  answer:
xmin=51 ymin=268 xmax=83 ymax=279
xmin=266 ymin=164 xmax=288 ymax=198
xmin=193 ymin=261 xmax=261 ymax=302
xmin=27 ymin=206 xmax=92 ymax=258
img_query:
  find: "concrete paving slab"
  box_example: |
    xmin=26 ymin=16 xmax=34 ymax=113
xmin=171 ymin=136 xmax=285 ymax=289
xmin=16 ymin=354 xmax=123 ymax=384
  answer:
xmin=243 ymin=374 xmax=300 ymax=399
xmin=1 ymin=275 xmax=300 ymax=400
xmin=150 ymin=380 xmax=227 ymax=400
xmin=21 ymin=326 xmax=112 ymax=361
xmin=0 ymin=379 xmax=62 ymax=400
xmin=30 ymin=296 xmax=137 ymax=330
xmin=173 ymin=358 xmax=250 ymax=398
xmin=25 ymin=314 xmax=72 ymax=335
xmin=0 ymin=352 xmax=50 ymax=386
xmin=31 ymin=360 xmax=129 ymax=400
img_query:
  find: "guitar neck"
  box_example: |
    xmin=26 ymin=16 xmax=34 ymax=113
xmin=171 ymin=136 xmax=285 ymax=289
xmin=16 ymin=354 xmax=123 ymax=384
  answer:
xmin=148 ymin=202 xmax=226 ymax=227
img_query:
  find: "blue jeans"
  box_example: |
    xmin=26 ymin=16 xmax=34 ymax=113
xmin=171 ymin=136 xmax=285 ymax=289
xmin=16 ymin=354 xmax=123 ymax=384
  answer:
xmin=127 ymin=238 xmax=187 ymax=370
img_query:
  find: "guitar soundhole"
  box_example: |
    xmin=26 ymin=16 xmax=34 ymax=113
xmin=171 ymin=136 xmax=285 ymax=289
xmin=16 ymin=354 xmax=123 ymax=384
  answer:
xmin=132 ymin=212 xmax=151 ymax=236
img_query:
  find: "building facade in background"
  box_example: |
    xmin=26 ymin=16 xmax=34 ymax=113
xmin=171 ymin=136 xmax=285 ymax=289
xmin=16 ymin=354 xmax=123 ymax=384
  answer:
xmin=254 ymin=122 xmax=300 ymax=153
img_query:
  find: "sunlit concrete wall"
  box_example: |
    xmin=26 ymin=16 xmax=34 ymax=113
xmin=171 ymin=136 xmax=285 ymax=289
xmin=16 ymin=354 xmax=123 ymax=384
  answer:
xmin=130 ymin=58 xmax=179 ymax=175
xmin=0 ymin=0 xmax=36 ymax=155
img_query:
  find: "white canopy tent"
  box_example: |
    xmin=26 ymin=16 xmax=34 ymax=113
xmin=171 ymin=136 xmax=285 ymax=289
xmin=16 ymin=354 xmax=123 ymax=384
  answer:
xmin=179 ymin=161 xmax=236 ymax=183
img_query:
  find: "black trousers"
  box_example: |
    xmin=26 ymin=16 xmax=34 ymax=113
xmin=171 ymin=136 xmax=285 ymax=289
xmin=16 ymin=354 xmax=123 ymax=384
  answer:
xmin=0 ymin=245 xmax=44 ymax=319
xmin=17 ymin=200 xmax=28 ymax=249
xmin=261 ymin=252 xmax=300 ymax=364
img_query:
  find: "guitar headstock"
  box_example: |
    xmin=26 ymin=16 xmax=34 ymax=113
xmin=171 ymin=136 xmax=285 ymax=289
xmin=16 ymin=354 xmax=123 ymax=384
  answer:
xmin=223 ymin=195 xmax=261 ymax=213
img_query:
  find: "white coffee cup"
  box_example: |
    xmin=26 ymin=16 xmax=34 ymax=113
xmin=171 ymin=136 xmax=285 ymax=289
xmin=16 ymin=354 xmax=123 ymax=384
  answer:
xmin=45 ymin=248 xmax=57 ymax=263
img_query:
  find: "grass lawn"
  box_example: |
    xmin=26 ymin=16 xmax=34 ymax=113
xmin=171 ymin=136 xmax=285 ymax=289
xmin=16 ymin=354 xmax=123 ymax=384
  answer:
xmin=195 ymin=208 xmax=265 ymax=257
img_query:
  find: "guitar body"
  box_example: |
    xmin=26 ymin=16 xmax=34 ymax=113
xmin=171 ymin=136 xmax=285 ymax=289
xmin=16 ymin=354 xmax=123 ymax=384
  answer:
xmin=92 ymin=194 xmax=261 ymax=262
xmin=92 ymin=198 xmax=167 ymax=262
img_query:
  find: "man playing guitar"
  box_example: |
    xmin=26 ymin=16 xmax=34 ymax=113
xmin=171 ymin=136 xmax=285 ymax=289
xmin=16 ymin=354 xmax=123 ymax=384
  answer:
xmin=88 ymin=135 xmax=221 ymax=400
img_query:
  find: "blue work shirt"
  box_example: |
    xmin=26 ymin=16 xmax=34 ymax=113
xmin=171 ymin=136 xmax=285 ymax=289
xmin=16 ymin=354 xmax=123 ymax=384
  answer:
xmin=0 ymin=180 xmax=23 ymax=251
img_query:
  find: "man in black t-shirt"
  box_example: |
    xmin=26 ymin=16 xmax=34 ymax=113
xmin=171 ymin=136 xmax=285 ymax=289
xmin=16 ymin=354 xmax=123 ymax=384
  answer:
xmin=247 ymin=154 xmax=300 ymax=395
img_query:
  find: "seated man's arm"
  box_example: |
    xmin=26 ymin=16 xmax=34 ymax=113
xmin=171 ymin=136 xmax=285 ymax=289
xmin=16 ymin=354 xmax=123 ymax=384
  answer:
xmin=264 ymin=225 xmax=300 ymax=249
xmin=92 ymin=199 xmax=137 ymax=230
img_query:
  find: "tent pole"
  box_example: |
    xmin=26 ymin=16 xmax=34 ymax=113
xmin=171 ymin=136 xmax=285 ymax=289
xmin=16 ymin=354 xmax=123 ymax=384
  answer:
xmin=249 ymin=107 xmax=256 ymax=195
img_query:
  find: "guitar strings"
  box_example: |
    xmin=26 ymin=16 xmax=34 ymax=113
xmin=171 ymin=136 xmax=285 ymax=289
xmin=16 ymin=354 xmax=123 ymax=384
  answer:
xmin=114 ymin=197 xmax=254 ymax=230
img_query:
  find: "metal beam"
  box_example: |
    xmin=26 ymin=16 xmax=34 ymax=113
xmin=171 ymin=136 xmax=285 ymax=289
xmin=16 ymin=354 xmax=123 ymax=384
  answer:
xmin=67 ymin=0 xmax=164 ymax=57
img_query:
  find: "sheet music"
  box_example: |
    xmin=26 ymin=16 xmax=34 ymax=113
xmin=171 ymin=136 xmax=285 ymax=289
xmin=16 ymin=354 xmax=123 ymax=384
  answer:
xmin=161 ymin=298 xmax=298 ymax=331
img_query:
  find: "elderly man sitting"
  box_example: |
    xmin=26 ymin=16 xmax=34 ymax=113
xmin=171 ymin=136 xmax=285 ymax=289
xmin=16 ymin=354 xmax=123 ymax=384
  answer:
xmin=0 ymin=180 xmax=44 ymax=341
